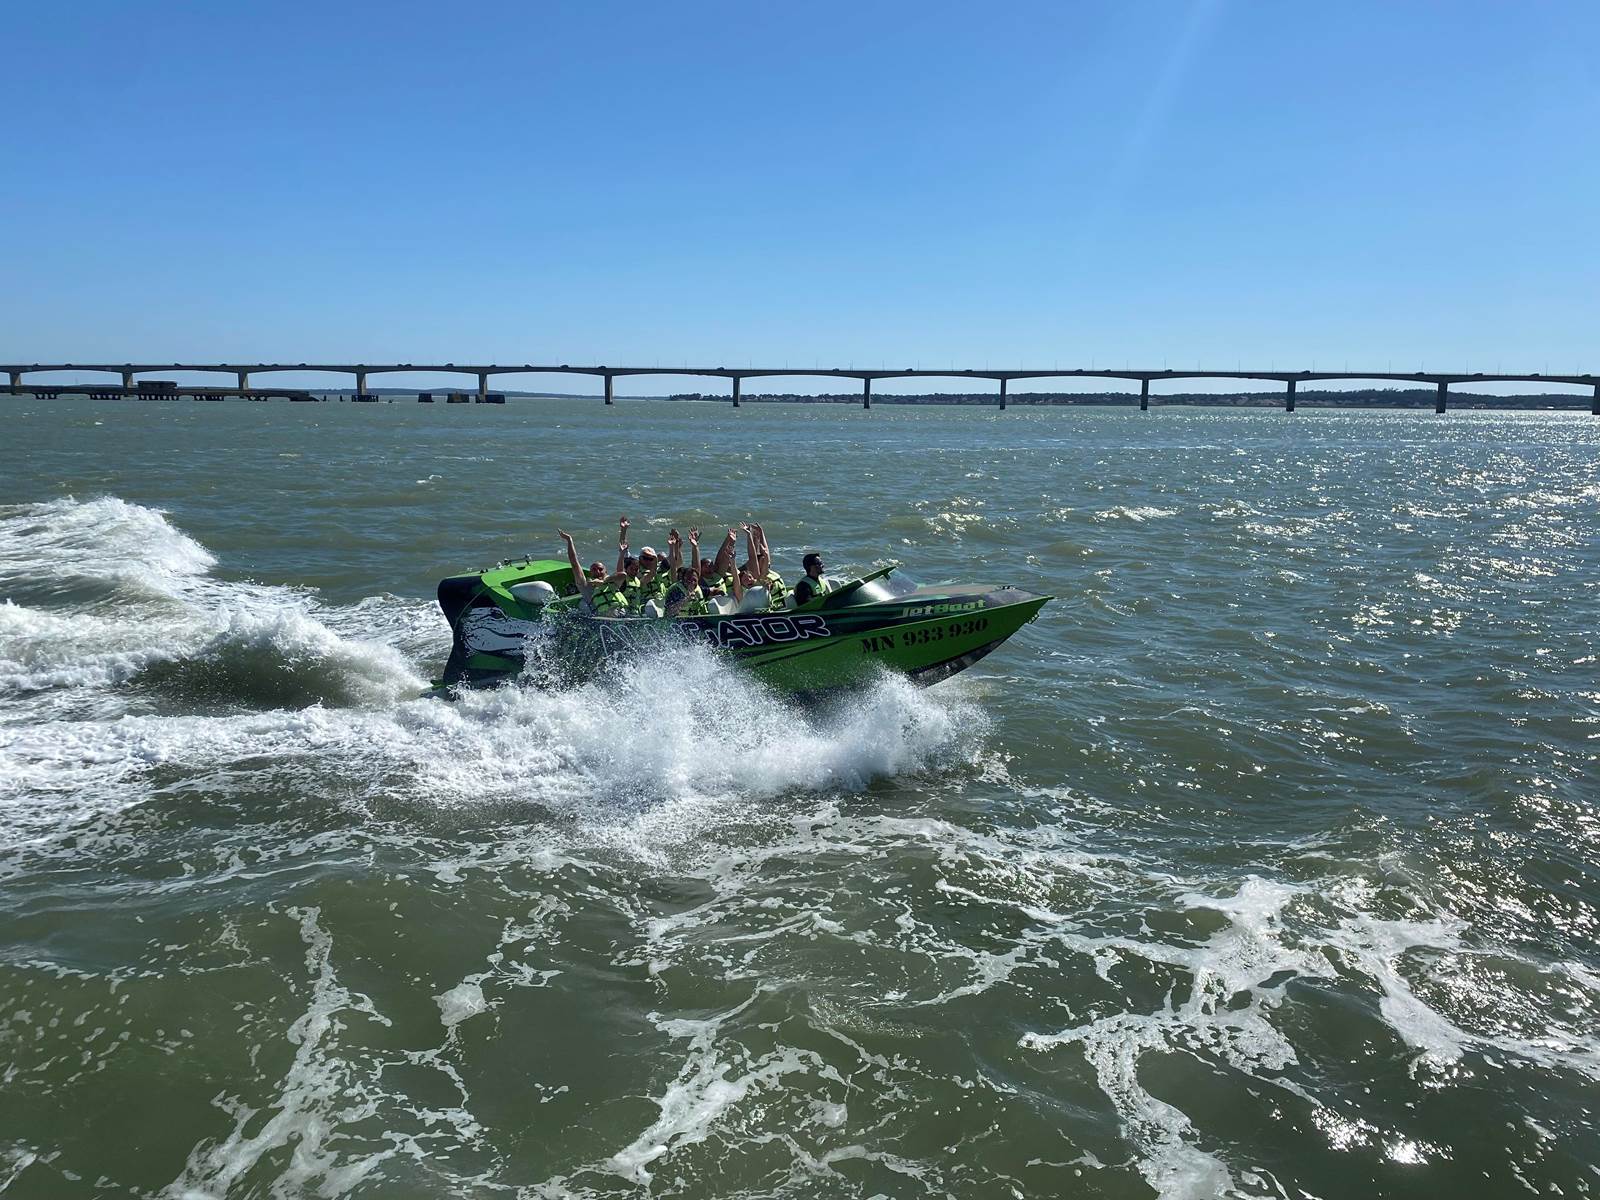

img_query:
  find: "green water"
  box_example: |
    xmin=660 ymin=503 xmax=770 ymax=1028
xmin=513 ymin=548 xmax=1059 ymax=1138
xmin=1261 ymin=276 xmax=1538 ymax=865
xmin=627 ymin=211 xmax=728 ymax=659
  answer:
xmin=1 ymin=397 xmax=1597 ymax=1198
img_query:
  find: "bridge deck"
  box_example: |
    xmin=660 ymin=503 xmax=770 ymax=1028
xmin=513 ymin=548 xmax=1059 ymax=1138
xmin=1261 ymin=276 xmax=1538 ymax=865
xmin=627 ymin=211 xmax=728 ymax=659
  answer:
xmin=2 ymin=363 xmax=1595 ymax=387
xmin=5 ymin=364 xmax=1596 ymax=414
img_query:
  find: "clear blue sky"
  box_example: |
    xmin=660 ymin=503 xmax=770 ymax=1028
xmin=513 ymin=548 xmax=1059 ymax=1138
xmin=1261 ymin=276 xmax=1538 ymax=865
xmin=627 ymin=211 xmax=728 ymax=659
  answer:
xmin=3 ymin=0 xmax=1596 ymax=392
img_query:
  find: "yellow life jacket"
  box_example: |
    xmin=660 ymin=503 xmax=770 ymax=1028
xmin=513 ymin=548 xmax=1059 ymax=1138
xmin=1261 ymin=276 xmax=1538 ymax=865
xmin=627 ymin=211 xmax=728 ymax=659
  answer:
xmin=665 ymin=582 xmax=706 ymax=616
xmin=793 ymin=573 xmax=833 ymax=605
xmin=763 ymin=570 xmax=788 ymax=608
xmin=589 ymin=580 xmax=628 ymax=616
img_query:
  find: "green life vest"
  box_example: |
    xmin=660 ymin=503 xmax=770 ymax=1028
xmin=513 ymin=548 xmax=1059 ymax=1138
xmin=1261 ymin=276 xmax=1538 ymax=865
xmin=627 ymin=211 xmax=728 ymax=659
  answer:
xmin=763 ymin=570 xmax=787 ymax=608
xmin=794 ymin=573 xmax=833 ymax=605
xmin=665 ymin=582 xmax=706 ymax=616
xmin=590 ymin=580 xmax=627 ymax=616
xmin=628 ymin=573 xmax=667 ymax=612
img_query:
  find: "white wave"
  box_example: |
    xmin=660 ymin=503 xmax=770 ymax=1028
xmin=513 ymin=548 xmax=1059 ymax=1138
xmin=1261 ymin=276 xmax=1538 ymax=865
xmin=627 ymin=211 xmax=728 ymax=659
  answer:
xmin=162 ymin=908 xmax=395 ymax=1199
xmin=0 ymin=495 xmax=215 ymax=599
xmin=162 ymin=906 xmax=490 ymax=1200
xmin=2 ymin=639 xmax=986 ymax=869
xmin=1093 ymin=505 xmax=1178 ymax=523
xmin=1017 ymin=877 xmax=1308 ymax=1198
xmin=0 ymin=599 xmax=423 ymax=705
xmin=606 ymin=992 xmax=822 ymax=1186
xmin=0 ymin=497 xmax=429 ymax=703
xmin=435 ymin=982 xmax=488 ymax=1030
xmin=1006 ymin=869 xmax=1600 ymax=1195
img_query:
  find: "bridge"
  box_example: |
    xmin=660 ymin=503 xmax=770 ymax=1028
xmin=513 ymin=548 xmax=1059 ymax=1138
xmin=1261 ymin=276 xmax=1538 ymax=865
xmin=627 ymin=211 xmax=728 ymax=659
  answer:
xmin=3 ymin=362 xmax=1596 ymax=413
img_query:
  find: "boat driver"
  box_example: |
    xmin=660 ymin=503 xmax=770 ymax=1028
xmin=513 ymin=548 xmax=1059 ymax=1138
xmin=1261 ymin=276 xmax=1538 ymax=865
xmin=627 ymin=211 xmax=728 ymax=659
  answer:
xmin=790 ymin=552 xmax=834 ymax=607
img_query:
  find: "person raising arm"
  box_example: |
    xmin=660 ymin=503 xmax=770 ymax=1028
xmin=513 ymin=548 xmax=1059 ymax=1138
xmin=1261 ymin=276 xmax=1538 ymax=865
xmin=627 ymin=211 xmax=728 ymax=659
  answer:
xmin=684 ymin=528 xmax=715 ymax=599
xmin=727 ymin=526 xmax=769 ymax=613
xmin=615 ymin=515 xmax=648 ymax=612
xmin=713 ymin=527 xmax=738 ymax=580
xmin=634 ymin=543 xmax=665 ymax=609
xmin=664 ymin=529 xmax=707 ymax=617
xmin=557 ymin=529 xmax=629 ymax=616
xmin=557 ymin=530 xmax=593 ymax=609
xmin=747 ymin=522 xmax=787 ymax=609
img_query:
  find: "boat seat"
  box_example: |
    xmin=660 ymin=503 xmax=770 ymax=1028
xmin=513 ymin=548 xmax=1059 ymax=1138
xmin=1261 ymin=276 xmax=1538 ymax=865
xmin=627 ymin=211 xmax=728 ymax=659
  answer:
xmin=643 ymin=599 xmax=665 ymax=619
xmin=708 ymin=595 xmax=739 ymax=616
xmin=736 ymin=586 xmax=770 ymax=614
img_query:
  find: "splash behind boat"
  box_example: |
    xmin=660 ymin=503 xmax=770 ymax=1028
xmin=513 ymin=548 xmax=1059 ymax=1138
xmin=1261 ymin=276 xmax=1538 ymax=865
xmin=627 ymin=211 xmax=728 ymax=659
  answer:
xmin=433 ymin=560 xmax=1048 ymax=695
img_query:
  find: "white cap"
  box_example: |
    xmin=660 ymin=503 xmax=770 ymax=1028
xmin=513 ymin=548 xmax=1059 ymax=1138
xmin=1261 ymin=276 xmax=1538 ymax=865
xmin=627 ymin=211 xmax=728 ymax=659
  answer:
xmin=639 ymin=545 xmax=660 ymax=558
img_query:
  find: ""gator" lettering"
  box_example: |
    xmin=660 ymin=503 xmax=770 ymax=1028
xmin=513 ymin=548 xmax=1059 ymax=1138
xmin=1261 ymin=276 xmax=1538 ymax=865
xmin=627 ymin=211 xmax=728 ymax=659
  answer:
xmin=584 ymin=612 xmax=832 ymax=655
xmin=699 ymin=613 xmax=830 ymax=649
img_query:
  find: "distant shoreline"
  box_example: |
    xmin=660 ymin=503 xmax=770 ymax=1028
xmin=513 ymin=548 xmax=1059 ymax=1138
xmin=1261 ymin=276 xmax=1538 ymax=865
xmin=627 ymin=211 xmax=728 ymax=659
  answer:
xmin=335 ymin=386 xmax=1599 ymax=409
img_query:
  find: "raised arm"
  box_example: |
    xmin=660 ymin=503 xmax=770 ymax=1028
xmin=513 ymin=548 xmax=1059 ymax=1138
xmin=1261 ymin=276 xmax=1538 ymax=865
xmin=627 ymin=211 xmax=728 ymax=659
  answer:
xmin=667 ymin=528 xmax=683 ymax=573
xmin=742 ymin=525 xmax=761 ymax=576
xmin=615 ymin=515 xmax=629 ymax=577
xmin=712 ymin=527 xmax=737 ymax=578
xmin=752 ymin=523 xmax=772 ymax=578
xmin=687 ymin=528 xmax=701 ymax=577
xmin=557 ymin=530 xmax=591 ymax=603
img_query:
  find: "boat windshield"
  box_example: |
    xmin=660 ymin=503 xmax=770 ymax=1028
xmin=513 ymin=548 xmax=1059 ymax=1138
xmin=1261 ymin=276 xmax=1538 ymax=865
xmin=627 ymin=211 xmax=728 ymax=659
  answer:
xmin=850 ymin=572 xmax=919 ymax=604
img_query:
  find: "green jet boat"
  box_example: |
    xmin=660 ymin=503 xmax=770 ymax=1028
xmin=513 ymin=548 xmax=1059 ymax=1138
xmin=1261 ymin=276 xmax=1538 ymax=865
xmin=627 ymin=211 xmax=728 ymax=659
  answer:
xmin=433 ymin=558 xmax=1049 ymax=695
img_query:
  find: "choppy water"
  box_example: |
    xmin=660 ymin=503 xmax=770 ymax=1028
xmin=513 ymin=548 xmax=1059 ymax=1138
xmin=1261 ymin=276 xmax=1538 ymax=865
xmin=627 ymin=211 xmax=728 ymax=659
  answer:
xmin=1 ymin=396 xmax=1597 ymax=1199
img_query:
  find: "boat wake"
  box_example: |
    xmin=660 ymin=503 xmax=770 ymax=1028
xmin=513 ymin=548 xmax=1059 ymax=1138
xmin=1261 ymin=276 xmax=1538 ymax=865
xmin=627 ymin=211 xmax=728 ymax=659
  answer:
xmin=0 ymin=497 xmax=991 ymax=858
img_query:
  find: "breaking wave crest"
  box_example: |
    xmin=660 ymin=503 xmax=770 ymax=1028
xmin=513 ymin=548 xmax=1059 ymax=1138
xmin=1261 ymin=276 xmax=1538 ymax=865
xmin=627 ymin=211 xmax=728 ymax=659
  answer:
xmin=0 ymin=494 xmax=217 ymax=603
xmin=127 ymin=609 xmax=423 ymax=710
xmin=0 ymin=496 xmax=425 ymax=705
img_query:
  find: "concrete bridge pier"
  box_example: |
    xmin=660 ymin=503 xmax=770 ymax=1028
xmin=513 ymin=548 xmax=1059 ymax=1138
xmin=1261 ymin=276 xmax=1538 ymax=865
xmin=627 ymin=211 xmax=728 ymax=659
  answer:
xmin=477 ymin=372 xmax=489 ymax=399
xmin=8 ymin=370 xmax=21 ymax=388
xmin=354 ymin=370 xmax=367 ymax=398
xmin=1436 ymin=381 xmax=1448 ymax=414
xmin=998 ymin=379 xmax=1007 ymax=411
xmin=1592 ymin=383 xmax=1598 ymax=415
xmin=1140 ymin=379 xmax=1150 ymax=411
xmin=1286 ymin=379 xmax=1296 ymax=412
xmin=237 ymin=371 xmax=250 ymax=392
xmin=862 ymin=378 xmax=872 ymax=410
xmin=731 ymin=377 xmax=741 ymax=408
xmin=603 ymin=374 xmax=614 ymax=405
xmin=121 ymin=370 xmax=134 ymax=389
